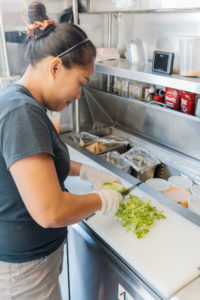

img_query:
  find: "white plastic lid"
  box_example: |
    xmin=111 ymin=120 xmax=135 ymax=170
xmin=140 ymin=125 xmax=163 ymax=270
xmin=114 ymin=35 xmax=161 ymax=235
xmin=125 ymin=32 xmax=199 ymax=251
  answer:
xmin=149 ymin=86 xmax=155 ymax=93
xmin=168 ymin=176 xmax=192 ymax=190
xmin=188 ymin=194 xmax=200 ymax=215
xmin=190 ymin=185 xmax=200 ymax=195
xmin=145 ymin=178 xmax=169 ymax=192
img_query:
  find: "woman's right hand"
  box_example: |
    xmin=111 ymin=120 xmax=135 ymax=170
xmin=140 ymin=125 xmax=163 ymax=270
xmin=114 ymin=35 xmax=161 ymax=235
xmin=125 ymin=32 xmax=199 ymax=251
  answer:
xmin=94 ymin=189 xmax=123 ymax=215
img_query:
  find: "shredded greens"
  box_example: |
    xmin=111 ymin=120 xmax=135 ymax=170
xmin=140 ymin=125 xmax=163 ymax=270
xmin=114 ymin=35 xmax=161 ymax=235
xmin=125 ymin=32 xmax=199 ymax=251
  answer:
xmin=103 ymin=182 xmax=166 ymax=239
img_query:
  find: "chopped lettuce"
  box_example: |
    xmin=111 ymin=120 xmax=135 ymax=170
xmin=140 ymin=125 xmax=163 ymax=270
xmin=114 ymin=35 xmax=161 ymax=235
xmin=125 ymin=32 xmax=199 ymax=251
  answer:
xmin=103 ymin=182 xmax=126 ymax=193
xmin=103 ymin=182 xmax=166 ymax=239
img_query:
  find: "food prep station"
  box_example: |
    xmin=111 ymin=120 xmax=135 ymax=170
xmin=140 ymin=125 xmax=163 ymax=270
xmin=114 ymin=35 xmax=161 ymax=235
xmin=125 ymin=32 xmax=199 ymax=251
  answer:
xmin=59 ymin=2 xmax=200 ymax=299
xmin=1 ymin=0 xmax=200 ymax=299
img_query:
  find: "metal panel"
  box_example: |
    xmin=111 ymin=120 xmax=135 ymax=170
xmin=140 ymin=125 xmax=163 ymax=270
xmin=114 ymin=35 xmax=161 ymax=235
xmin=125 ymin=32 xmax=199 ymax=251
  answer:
xmin=85 ymin=0 xmax=200 ymax=12
xmin=85 ymin=88 xmax=200 ymax=161
xmin=79 ymin=8 xmax=200 ymax=61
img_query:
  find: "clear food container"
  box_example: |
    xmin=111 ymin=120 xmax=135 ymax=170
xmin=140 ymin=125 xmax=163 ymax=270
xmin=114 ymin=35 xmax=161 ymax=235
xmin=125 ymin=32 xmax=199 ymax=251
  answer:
xmin=188 ymin=194 xmax=200 ymax=215
xmin=145 ymin=178 xmax=170 ymax=193
xmin=179 ymin=36 xmax=200 ymax=77
xmin=99 ymin=151 xmax=131 ymax=173
xmin=165 ymin=187 xmax=190 ymax=208
xmin=168 ymin=176 xmax=192 ymax=190
xmin=190 ymin=185 xmax=200 ymax=196
xmin=121 ymin=146 xmax=160 ymax=181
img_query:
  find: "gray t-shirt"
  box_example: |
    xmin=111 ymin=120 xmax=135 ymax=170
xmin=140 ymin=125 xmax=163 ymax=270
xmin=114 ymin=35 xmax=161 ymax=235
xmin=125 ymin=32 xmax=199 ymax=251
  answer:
xmin=0 ymin=83 xmax=70 ymax=262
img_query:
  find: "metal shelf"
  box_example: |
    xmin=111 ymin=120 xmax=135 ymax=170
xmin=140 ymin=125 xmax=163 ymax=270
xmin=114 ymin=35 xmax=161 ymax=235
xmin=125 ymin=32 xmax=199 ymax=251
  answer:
xmin=81 ymin=8 xmax=200 ymax=14
xmin=95 ymin=59 xmax=200 ymax=93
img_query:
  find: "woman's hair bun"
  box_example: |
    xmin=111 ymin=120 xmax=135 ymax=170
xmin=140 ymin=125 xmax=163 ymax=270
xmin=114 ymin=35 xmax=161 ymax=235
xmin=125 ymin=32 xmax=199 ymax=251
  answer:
xmin=27 ymin=1 xmax=49 ymax=24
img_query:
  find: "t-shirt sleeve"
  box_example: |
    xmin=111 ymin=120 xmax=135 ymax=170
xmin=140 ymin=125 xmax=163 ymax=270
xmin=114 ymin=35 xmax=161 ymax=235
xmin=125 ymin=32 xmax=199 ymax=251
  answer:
xmin=0 ymin=104 xmax=55 ymax=168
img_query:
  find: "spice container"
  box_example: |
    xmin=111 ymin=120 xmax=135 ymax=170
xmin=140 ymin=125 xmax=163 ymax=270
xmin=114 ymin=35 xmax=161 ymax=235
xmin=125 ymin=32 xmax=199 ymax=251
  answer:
xmin=145 ymin=178 xmax=169 ymax=193
xmin=113 ymin=77 xmax=121 ymax=95
xmin=144 ymin=87 xmax=150 ymax=101
xmin=180 ymin=91 xmax=196 ymax=115
xmin=129 ymin=81 xmax=142 ymax=99
xmin=121 ymin=79 xmax=129 ymax=97
xmin=168 ymin=175 xmax=193 ymax=190
xmin=164 ymin=87 xmax=180 ymax=110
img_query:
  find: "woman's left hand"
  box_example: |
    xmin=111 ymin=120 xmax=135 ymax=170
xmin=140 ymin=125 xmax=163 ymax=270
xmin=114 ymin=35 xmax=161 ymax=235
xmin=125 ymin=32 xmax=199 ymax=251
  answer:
xmin=80 ymin=164 xmax=122 ymax=190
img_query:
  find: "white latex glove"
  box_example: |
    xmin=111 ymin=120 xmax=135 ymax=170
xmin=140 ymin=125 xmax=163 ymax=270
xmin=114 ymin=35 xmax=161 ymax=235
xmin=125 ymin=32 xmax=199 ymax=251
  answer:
xmin=94 ymin=189 xmax=123 ymax=215
xmin=80 ymin=164 xmax=122 ymax=190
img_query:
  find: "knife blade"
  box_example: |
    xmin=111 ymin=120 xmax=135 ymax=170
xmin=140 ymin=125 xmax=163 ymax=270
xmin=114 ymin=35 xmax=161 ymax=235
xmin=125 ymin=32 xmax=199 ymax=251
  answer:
xmin=120 ymin=181 xmax=142 ymax=197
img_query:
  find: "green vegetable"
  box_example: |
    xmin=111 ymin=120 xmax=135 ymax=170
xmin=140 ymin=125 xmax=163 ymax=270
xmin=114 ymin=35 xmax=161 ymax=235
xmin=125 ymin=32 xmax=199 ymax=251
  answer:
xmin=103 ymin=182 xmax=126 ymax=193
xmin=103 ymin=182 xmax=166 ymax=239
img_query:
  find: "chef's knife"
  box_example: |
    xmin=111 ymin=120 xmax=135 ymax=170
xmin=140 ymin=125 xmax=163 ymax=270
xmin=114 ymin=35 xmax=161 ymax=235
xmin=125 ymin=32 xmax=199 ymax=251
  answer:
xmin=120 ymin=181 xmax=142 ymax=197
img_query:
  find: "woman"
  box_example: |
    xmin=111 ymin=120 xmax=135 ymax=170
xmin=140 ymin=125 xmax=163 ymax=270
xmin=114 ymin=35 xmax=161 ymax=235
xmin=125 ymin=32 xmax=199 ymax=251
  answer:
xmin=0 ymin=1 xmax=122 ymax=299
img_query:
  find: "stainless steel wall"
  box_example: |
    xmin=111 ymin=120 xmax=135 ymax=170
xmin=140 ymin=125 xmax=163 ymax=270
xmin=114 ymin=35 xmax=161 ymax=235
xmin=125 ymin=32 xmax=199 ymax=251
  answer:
xmin=0 ymin=0 xmax=68 ymax=76
xmin=79 ymin=9 xmax=200 ymax=60
xmin=86 ymin=88 xmax=200 ymax=162
xmin=88 ymin=0 xmax=200 ymax=12
xmin=0 ymin=0 xmax=72 ymax=127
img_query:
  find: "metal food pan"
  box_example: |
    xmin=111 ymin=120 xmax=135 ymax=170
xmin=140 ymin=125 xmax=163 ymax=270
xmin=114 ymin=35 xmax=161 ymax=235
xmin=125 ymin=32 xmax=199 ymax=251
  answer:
xmin=86 ymin=141 xmax=130 ymax=155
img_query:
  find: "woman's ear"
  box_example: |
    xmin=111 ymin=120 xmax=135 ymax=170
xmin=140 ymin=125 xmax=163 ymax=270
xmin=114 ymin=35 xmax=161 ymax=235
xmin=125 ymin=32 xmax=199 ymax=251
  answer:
xmin=49 ymin=57 xmax=63 ymax=80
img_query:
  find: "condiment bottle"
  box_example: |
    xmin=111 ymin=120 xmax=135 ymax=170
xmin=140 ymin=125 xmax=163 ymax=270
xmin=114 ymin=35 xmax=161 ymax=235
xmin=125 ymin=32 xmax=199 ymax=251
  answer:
xmin=121 ymin=79 xmax=129 ymax=97
xmin=147 ymin=86 xmax=155 ymax=102
xmin=113 ymin=77 xmax=121 ymax=95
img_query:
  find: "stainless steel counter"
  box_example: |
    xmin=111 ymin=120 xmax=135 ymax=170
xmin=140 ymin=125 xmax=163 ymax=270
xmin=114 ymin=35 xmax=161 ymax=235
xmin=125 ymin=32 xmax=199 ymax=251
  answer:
xmin=61 ymin=132 xmax=200 ymax=227
xmin=64 ymin=141 xmax=200 ymax=300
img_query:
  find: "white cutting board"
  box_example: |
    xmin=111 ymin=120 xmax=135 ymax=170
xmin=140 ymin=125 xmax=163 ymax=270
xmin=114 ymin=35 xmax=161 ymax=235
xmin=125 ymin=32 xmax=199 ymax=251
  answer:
xmin=65 ymin=145 xmax=200 ymax=299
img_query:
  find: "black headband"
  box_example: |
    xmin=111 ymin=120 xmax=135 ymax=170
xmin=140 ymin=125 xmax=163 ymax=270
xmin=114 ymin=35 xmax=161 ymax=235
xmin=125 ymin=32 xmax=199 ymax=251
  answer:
xmin=57 ymin=38 xmax=89 ymax=58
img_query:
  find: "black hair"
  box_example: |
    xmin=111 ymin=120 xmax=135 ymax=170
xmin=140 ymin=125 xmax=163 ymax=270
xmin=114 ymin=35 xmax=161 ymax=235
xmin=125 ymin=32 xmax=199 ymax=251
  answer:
xmin=25 ymin=1 xmax=96 ymax=68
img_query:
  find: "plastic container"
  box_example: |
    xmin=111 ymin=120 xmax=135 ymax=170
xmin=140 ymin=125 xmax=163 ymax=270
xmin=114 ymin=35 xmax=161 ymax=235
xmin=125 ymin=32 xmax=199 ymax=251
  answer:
xmin=180 ymin=36 xmax=200 ymax=77
xmin=145 ymin=178 xmax=170 ymax=193
xmin=168 ymin=176 xmax=192 ymax=190
xmin=165 ymin=187 xmax=190 ymax=208
xmin=188 ymin=194 xmax=200 ymax=215
xmin=127 ymin=39 xmax=148 ymax=66
xmin=99 ymin=151 xmax=131 ymax=173
xmin=190 ymin=185 xmax=200 ymax=196
xmin=122 ymin=146 xmax=160 ymax=181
